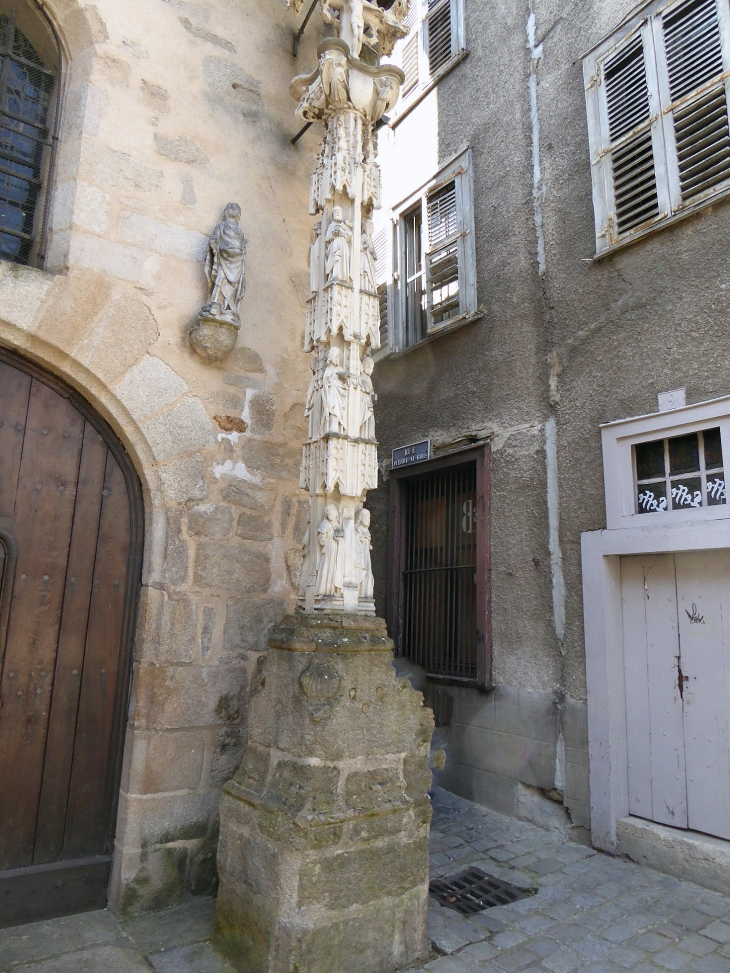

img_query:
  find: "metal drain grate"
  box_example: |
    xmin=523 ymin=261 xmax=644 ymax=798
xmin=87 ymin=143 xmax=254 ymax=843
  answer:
xmin=429 ymin=867 xmax=536 ymax=916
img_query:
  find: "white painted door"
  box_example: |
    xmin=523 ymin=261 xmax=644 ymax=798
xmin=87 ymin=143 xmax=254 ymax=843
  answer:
xmin=621 ymin=551 xmax=730 ymax=840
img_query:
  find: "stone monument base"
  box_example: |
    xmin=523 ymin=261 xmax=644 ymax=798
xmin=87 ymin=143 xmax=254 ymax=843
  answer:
xmin=213 ymin=613 xmax=434 ymax=973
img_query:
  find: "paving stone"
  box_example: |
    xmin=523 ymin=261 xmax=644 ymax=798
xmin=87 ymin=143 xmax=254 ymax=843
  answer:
xmin=121 ymin=899 xmax=217 ymax=953
xmin=541 ymin=946 xmax=583 ymax=972
xmin=494 ymin=947 xmax=537 ymax=971
xmin=692 ymin=957 xmax=730 ymax=973
xmin=679 ymin=935 xmax=721 ymax=957
xmin=652 ymin=946 xmax=694 ymax=969
xmin=702 ymin=924 xmax=730 ymax=946
xmin=13 ymin=946 xmax=154 ymax=973
xmin=0 ymin=911 xmax=125 ymax=969
xmin=458 ymin=940 xmax=501 ymax=963
xmin=424 ymin=956 xmax=470 ymax=972
xmin=678 ymin=912 xmax=715 ymax=933
xmin=632 ymin=931 xmax=674 ymax=952
xmin=428 ymin=910 xmax=487 ymax=954
xmin=442 ymin=834 xmax=466 ymax=848
xmin=146 ymin=943 xmax=232 ymax=972
xmin=491 ymin=930 xmax=529 ymax=950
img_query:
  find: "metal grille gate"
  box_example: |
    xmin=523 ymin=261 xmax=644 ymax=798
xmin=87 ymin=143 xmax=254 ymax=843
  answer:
xmin=402 ymin=462 xmax=477 ymax=679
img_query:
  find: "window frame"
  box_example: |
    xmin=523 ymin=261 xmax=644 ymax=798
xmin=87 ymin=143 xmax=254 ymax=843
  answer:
xmin=390 ymin=0 xmax=466 ymax=117
xmin=601 ymin=394 xmax=730 ymax=529
xmin=374 ymin=147 xmax=478 ymax=358
xmin=387 ymin=444 xmax=492 ymax=689
xmin=583 ymin=0 xmax=730 ymax=255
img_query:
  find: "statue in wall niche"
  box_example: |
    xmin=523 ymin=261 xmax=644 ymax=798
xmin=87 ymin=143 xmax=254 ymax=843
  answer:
xmin=321 ymin=49 xmax=350 ymax=108
xmin=360 ymin=218 xmax=377 ymax=293
xmin=355 ymin=507 xmax=374 ymax=600
xmin=358 ymin=355 xmax=376 ymax=439
xmin=304 ymin=358 xmax=320 ymax=440
xmin=204 ymin=203 xmax=247 ymax=324
xmin=310 ymin=221 xmax=323 ymax=295
xmin=321 ymin=346 xmax=348 ymax=435
xmin=316 ymin=503 xmax=344 ymax=596
xmin=190 ymin=202 xmax=247 ymax=363
xmin=325 ymin=207 xmax=353 ymax=283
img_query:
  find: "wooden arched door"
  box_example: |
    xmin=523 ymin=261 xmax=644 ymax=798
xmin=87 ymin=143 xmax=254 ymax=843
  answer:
xmin=0 ymin=349 xmax=143 ymax=926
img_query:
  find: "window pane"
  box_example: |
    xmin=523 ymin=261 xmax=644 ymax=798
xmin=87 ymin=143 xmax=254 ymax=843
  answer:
xmin=704 ymin=426 xmax=723 ymax=469
xmin=636 ymin=438 xmax=665 ymax=480
xmin=707 ymin=472 xmax=727 ymax=505
xmin=671 ymin=476 xmax=702 ymax=508
xmin=638 ymin=481 xmax=668 ymax=513
xmin=668 ymin=432 xmax=700 ymax=474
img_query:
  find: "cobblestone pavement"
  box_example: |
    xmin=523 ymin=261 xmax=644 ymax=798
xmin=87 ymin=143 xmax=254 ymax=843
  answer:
xmin=413 ymin=788 xmax=730 ymax=972
xmin=4 ymin=787 xmax=730 ymax=972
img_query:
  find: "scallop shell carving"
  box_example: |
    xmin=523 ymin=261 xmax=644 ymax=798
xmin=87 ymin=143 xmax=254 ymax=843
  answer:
xmin=299 ymin=656 xmax=341 ymax=704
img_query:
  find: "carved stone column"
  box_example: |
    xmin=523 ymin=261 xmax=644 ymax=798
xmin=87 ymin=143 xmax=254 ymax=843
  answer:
xmin=214 ymin=5 xmax=433 ymax=972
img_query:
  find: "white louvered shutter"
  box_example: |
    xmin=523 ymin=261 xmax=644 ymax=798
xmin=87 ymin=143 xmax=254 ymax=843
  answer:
xmin=425 ymin=180 xmax=461 ymax=328
xmin=654 ymin=0 xmax=730 ymax=207
xmin=402 ymin=33 xmax=420 ymax=95
xmin=592 ymin=26 xmax=667 ymax=250
xmin=426 ymin=0 xmax=455 ymax=77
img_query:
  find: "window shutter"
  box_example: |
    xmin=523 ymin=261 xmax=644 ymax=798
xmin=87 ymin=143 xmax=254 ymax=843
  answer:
xmin=425 ymin=180 xmax=461 ymax=328
xmin=426 ymin=0 xmax=455 ymax=77
xmin=601 ymin=33 xmax=662 ymax=236
xmin=402 ymin=33 xmax=420 ymax=95
xmin=659 ymin=0 xmax=730 ymax=203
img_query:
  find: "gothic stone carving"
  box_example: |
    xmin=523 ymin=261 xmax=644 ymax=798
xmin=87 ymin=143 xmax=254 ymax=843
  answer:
xmin=287 ymin=12 xmax=405 ymax=614
xmin=190 ymin=203 xmax=247 ymax=363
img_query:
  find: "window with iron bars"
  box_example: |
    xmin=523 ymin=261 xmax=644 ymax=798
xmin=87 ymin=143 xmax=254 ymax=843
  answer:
xmin=397 ymin=0 xmax=465 ymax=106
xmin=372 ymin=148 xmax=477 ymax=355
xmin=0 ymin=7 xmax=57 ymax=267
xmin=584 ymin=0 xmax=730 ymax=254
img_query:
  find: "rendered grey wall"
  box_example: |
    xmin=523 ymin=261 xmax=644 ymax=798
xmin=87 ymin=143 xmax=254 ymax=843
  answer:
xmin=371 ymin=0 xmax=730 ymax=831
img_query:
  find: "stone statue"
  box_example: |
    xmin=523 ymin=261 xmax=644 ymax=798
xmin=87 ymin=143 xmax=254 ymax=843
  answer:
xmin=360 ymin=218 xmax=377 ymax=293
xmin=204 ymin=203 xmax=247 ymax=324
xmin=298 ymin=76 xmax=327 ymax=122
xmin=373 ymin=75 xmax=399 ymax=120
xmin=316 ymin=503 xmax=344 ymax=596
xmin=321 ymin=50 xmax=350 ymax=108
xmin=310 ymin=221 xmax=323 ymax=294
xmin=342 ymin=0 xmax=365 ymax=56
xmin=190 ymin=202 xmax=247 ymax=362
xmin=325 ymin=207 xmax=352 ymax=283
xmin=355 ymin=507 xmax=374 ymax=600
xmin=321 ymin=347 xmax=348 ymax=435
xmin=304 ymin=358 xmax=319 ymax=440
xmin=359 ymin=355 xmax=376 ymax=438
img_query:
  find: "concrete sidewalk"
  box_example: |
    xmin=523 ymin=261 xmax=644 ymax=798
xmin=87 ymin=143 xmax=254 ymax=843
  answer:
xmin=4 ymin=788 xmax=730 ymax=972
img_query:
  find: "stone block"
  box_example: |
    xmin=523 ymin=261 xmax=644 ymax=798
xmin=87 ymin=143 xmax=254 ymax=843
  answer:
xmin=147 ymin=942 xmax=231 ymax=973
xmin=248 ymin=391 xmax=277 ymax=436
xmin=282 ymin=403 xmax=307 ymax=441
xmin=219 ymin=477 xmax=275 ymax=510
xmin=223 ymin=597 xmax=285 ymax=654
xmin=522 ymin=739 xmax=557 ymax=791
xmin=345 ymin=768 xmax=405 ymax=811
xmin=114 ymin=356 xmax=188 ymax=423
xmin=404 ymin=753 xmax=433 ymax=800
xmin=116 ymin=789 xmax=217 ymax=851
xmin=203 ymin=56 xmax=261 ymax=97
xmin=132 ymin=663 xmax=247 ymax=729
xmin=75 ymin=291 xmax=159 ymax=384
xmin=136 ymin=586 xmax=196 ymax=664
xmin=201 ymin=606 xmax=216 ymax=658
xmin=142 ymin=399 xmax=215 ymax=464
xmin=118 ymin=211 xmax=208 ymax=261
xmin=564 ymin=758 xmax=590 ymax=805
xmin=284 ymin=548 xmax=303 ymax=589
xmin=74 ymin=182 xmax=111 ymax=234
xmin=563 ymin=696 xmax=589 ymax=752
xmin=69 ymin=234 xmax=152 ymax=284
xmin=141 ymin=80 xmax=171 ymax=114
xmin=35 ymin=269 xmax=113 ymax=350
xmin=80 ymin=142 xmax=163 ymax=192
xmin=232 ymin=346 xmax=264 ymax=373
xmin=154 ymin=134 xmax=209 ymax=166
xmin=121 ymin=899 xmax=217 ymax=954
xmin=159 ymin=509 xmax=190 ymax=587
xmin=212 ymin=727 xmax=245 ymax=785
xmin=293 ymin=498 xmax=310 ymax=541
xmin=242 ymin=440 xmax=301 ymax=480
xmin=158 ymin=456 xmax=208 ymax=503
xmin=188 ymin=504 xmax=235 ymax=538
xmin=298 ymin=836 xmax=428 ymax=909
xmin=235 ymin=511 xmax=274 ymax=541
xmin=520 ymin=689 xmax=558 ymax=745
xmin=181 ymin=17 xmax=236 ymax=53
xmin=130 ymin=730 xmax=206 ymax=794
xmin=0 ymin=264 xmax=53 ymax=331
xmin=194 ymin=541 xmax=270 ymax=592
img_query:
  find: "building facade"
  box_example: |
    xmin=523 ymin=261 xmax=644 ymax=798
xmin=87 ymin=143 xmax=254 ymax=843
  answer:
xmin=371 ymin=0 xmax=730 ymax=878
xmin=0 ymin=0 xmax=320 ymax=923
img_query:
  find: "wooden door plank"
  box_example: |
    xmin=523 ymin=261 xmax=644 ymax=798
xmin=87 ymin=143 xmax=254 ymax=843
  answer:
xmin=0 ymin=361 xmax=32 ymax=519
xmin=33 ymin=423 xmax=108 ymax=865
xmin=63 ymin=455 xmax=130 ymax=859
xmin=677 ymin=550 xmax=730 ymax=840
xmin=0 ymin=380 xmax=85 ymax=870
xmin=0 ymin=856 xmax=111 ymax=928
xmin=645 ymin=555 xmax=687 ymax=829
xmin=621 ymin=556 xmax=654 ymax=820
